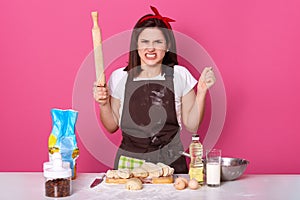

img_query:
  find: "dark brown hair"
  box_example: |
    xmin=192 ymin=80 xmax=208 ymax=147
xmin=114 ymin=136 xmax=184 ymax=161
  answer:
xmin=124 ymin=14 xmax=178 ymax=77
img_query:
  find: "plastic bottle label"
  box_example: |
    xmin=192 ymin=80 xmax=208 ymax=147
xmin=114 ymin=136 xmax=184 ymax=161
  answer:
xmin=189 ymin=167 xmax=204 ymax=183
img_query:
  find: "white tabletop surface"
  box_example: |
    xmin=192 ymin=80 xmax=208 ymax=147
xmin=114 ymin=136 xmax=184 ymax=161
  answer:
xmin=0 ymin=172 xmax=299 ymax=200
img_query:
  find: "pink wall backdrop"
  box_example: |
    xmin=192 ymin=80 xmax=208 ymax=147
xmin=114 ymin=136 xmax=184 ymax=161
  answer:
xmin=1 ymin=0 xmax=299 ymax=174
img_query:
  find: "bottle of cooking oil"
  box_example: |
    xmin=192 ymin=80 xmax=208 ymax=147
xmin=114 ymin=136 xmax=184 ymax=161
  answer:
xmin=188 ymin=134 xmax=204 ymax=184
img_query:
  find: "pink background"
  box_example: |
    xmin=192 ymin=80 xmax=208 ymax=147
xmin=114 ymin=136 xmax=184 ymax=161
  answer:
xmin=1 ymin=0 xmax=299 ymax=174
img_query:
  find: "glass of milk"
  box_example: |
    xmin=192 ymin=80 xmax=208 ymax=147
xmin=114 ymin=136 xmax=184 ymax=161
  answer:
xmin=206 ymin=149 xmax=221 ymax=187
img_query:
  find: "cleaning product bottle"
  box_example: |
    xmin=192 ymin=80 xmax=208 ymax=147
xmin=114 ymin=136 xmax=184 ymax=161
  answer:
xmin=188 ymin=134 xmax=204 ymax=184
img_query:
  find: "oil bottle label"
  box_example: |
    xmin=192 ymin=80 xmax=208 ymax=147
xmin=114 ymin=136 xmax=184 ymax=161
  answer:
xmin=189 ymin=167 xmax=204 ymax=183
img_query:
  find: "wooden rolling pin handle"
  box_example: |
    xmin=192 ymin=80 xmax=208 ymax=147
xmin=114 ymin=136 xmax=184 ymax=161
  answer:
xmin=91 ymin=12 xmax=99 ymax=29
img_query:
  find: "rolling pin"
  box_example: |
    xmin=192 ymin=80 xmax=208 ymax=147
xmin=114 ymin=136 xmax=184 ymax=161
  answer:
xmin=91 ymin=11 xmax=106 ymax=86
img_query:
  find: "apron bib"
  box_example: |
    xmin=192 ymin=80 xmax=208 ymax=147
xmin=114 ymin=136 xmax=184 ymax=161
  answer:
xmin=114 ymin=67 xmax=188 ymax=173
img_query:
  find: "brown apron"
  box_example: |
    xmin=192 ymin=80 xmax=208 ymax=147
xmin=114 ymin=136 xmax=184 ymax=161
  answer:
xmin=114 ymin=66 xmax=188 ymax=173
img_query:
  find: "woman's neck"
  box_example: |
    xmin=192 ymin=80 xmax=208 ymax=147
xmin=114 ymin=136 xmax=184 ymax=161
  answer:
xmin=139 ymin=64 xmax=162 ymax=78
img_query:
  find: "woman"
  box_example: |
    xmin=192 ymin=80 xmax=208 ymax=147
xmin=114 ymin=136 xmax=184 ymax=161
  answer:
xmin=93 ymin=6 xmax=216 ymax=173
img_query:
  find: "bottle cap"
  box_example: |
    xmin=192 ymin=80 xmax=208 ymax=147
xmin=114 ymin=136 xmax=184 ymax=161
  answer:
xmin=43 ymin=153 xmax=71 ymax=179
xmin=192 ymin=134 xmax=200 ymax=141
xmin=43 ymin=161 xmax=70 ymax=171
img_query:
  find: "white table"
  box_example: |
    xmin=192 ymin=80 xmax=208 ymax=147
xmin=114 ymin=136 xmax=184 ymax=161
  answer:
xmin=0 ymin=172 xmax=299 ymax=200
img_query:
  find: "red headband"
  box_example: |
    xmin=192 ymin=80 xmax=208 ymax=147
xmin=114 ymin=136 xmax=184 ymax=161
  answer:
xmin=139 ymin=6 xmax=175 ymax=29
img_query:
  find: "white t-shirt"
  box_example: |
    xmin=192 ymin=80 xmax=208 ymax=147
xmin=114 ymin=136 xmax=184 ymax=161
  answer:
xmin=108 ymin=65 xmax=198 ymax=126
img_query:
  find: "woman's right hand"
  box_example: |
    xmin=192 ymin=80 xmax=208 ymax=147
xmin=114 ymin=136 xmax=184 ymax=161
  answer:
xmin=93 ymin=81 xmax=110 ymax=106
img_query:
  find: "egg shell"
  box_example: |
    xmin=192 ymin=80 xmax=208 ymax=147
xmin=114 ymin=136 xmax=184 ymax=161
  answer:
xmin=174 ymin=178 xmax=187 ymax=190
xmin=176 ymin=177 xmax=188 ymax=187
xmin=188 ymin=178 xmax=199 ymax=190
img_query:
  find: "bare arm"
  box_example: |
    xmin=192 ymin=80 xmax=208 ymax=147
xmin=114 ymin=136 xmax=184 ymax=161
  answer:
xmin=181 ymin=67 xmax=216 ymax=133
xmin=94 ymin=83 xmax=120 ymax=133
xmin=181 ymin=89 xmax=206 ymax=133
xmin=99 ymin=96 xmax=120 ymax=133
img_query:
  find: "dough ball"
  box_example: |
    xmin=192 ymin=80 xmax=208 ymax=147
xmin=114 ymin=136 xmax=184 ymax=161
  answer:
xmin=132 ymin=167 xmax=148 ymax=178
xmin=141 ymin=162 xmax=162 ymax=178
xmin=168 ymin=167 xmax=175 ymax=175
xmin=106 ymin=170 xmax=119 ymax=179
xmin=117 ymin=168 xmax=132 ymax=179
xmin=156 ymin=163 xmax=169 ymax=176
xmin=125 ymin=178 xmax=143 ymax=190
xmin=156 ymin=162 xmax=175 ymax=176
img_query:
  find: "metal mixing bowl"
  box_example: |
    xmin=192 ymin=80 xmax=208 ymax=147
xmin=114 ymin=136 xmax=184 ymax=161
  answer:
xmin=221 ymin=157 xmax=250 ymax=181
xmin=179 ymin=151 xmax=249 ymax=181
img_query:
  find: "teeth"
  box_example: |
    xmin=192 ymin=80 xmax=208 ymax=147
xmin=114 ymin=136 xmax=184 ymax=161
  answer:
xmin=146 ymin=53 xmax=155 ymax=58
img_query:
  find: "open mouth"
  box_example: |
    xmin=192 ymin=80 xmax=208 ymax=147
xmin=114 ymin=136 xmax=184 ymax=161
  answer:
xmin=145 ymin=53 xmax=156 ymax=59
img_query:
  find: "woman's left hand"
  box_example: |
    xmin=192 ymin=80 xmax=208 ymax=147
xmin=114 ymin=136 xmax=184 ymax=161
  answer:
xmin=197 ymin=67 xmax=216 ymax=93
